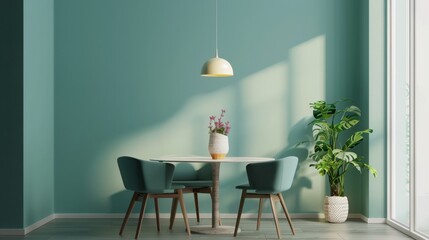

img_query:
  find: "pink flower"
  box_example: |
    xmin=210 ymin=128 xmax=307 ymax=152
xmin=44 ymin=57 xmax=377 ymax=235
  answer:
xmin=208 ymin=109 xmax=231 ymax=136
xmin=225 ymin=121 xmax=231 ymax=135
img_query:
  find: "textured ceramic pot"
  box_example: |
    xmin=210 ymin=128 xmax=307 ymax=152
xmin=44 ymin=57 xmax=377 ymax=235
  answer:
xmin=208 ymin=133 xmax=229 ymax=159
xmin=324 ymin=196 xmax=349 ymax=223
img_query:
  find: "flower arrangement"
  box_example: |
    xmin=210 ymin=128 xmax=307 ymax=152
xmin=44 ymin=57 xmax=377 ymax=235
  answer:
xmin=208 ymin=109 xmax=231 ymax=136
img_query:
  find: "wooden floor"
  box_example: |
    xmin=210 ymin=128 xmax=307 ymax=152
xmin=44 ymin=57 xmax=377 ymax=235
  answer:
xmin=0 ymin=218 xmax=414 ymax=240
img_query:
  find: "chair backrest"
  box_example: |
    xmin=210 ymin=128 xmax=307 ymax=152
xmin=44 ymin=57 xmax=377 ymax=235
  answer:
xmin=172 ymin=162 xmax=212 ymax=181
xmin=117 ymin=156 xmax=175 ymax=192
xmin=246 ymin=156 xmax=298 ymax=194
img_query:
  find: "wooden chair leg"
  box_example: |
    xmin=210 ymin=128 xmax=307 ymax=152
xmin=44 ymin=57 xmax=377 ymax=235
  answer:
xmin=135 ymin=194 xmax=148 ymax=239
xmin=154 ymin=197 xmax=160 ymax=232
xmin=119 ymin=192 xmax=138 ymax=235
xmin=256 ymin=198 xmax=263 ymax=230
xmin=269 ymin=194 xmax=281 ymax=239
xmin=193 ymin=191 xmax=200 ymax=222
xmin=278 ymin=193 xmax=295 ymax=235
xmin=169 ymin=197 xmax=179 ymax=229
xmin=177 ymin=189 xmax=191 ymax=236
xmin=234 ymin=189 xmax=247 ymax=237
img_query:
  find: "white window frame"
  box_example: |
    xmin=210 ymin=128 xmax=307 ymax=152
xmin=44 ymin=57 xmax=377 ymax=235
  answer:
xmin=387 ymin=0 xmax=427 ymax=239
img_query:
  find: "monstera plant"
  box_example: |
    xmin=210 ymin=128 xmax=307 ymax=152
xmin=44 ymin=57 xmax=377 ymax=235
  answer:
xmin=308 ymin=100 xmax=377 ymax=222
xmin=309 ymin=100 xmax=377 ymax=196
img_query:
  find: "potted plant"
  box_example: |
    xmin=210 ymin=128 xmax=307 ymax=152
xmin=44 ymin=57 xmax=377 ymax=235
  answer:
xmin=208 ymin=109 xmax=231 ymax=159
xmin=308 ymin=100 xmax=377 ymax=223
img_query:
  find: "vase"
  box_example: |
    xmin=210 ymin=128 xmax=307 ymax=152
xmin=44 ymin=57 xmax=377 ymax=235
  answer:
xmin=324 ymin=196 xmax=348 ymax=223
xmin=208 ymin=133 xmax=229 ymax=159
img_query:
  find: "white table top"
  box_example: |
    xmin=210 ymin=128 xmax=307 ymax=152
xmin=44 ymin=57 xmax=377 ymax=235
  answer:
xmin=151 ymin=156 xmax=274 ymax=163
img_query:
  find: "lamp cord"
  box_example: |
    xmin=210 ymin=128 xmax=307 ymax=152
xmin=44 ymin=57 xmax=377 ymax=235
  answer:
xmin=215 ymin=0 xmax=218 ymax=57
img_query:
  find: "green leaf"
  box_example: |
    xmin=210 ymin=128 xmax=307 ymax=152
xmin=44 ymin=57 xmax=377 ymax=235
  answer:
xmin=309 ymin=150 xmax=329 ymax=161
xmin=345 ymin=105 xmax=361 ymax=116
xmin=333 ymin=149 xmax=357 ymax=162
xmin=364 ymin=163 xmax=378 ymax=177
xmin=312 ymin=122 xmax=331 ymax=142
xmin=335 ymin=115 xmax=359 ymax=131
xmin=310 ymin=101 xmax=336 ymax=119
xmin=349 ymin=161 xmax=362 ymax=173
xmin=334 ymin=106 xmax=361 ymax=131
xmin=343 ymin=129 xmax=373 ymax=150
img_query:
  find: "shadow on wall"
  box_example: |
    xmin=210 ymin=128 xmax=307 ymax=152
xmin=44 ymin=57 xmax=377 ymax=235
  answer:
xmin=275 ymin=117 xmax=316 ymax=214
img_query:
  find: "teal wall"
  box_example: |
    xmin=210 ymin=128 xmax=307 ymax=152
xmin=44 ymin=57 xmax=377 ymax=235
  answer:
xmin=0 ymin=0 xmax=55 ymax=229
xmin=53 ymin=0 xmax=380 ymax=216
xmin=359 ymin=0 xmax=371 ymax=218
xmin=357 ymin=0 xmax=387 ymax=219
xmin=0 ymin=0 xmax=24 ymax=229
xmin=24 ymin=0 xmax=55 ymax=227
xmin=366 ymin=0 xmax=387 ymax=218
xmin=0 ymin=0 xmax=387 ymax=230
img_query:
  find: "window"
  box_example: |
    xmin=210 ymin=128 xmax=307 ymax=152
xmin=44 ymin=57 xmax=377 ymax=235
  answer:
xmin=388 ymin=0 xmax=429 ymax=239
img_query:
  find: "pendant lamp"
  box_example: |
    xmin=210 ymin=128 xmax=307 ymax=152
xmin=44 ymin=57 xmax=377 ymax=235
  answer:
xmin=201 ymin=0 xmax=233 ymax=77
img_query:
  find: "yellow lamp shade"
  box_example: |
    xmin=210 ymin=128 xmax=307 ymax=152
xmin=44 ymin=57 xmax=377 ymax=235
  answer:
xmin=201 ymin=57 xmax=234 ymax=77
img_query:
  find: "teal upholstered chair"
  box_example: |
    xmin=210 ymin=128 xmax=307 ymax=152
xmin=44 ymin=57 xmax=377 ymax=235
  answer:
xmin=233 ymin=156 xmax=298 ymax=239
xmin=117 ymin=156 xmax=191 ymax=239
xmin=169 ymin=162 xmax=218 ymax=228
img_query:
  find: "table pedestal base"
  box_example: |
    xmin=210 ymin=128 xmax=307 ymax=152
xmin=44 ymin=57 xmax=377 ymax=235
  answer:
xmin=190 ymin=225 xmax=241 ymax=235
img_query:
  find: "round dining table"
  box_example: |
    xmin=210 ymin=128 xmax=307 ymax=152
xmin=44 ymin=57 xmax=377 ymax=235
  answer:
xmin=150 ymin=156 xmax=274 ymax=235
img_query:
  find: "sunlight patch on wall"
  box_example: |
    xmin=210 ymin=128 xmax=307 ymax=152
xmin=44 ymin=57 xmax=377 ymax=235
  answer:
xmin=289 ymin=35 xmax=327 ymax=210
xmin=239 ymin=62 xmax=289 ymax=156
xmin=289 ymin=34 xmax=326 ymax=121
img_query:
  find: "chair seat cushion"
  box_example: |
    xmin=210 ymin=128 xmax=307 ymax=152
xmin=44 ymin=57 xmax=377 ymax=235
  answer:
xmin=171 ymin=184 xmax=186 ymax=189
xmin=139 ymin=184 xmax=185 ymax=194
xmin=236 ymin=184 xmax=280 ymax=194
xmin=236 ymin=184 xmax=253 ymax=190
xmin=173 ymin=180 xmax=212 ymax=188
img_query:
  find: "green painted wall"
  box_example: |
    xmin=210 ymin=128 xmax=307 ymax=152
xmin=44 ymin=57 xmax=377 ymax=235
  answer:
xmin=53 ymin=0 xmax=378 ymax=216
xmin=356 ymin=0 xmax=387 ymax=219
xmin=0 ymin=0 xmax=55 ymax=229
xmin=366 ymin=0 xmax=387 ymax=218
xmin=0 ymin=0 xmax=24 ymax=229
xmin=0 ymin=1 xmax=387 ymax=229
xmin=359 ymin=0 xmax=371 ymax=218
xmin=23 ymin=0 xmax=55 ymax=227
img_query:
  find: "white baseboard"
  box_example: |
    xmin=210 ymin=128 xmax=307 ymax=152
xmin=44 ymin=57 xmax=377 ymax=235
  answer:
xmin=54 ymin=213 xmax=125 ymax=218
xmin=54 ymin=212 xmax=385 ymax=222
xmin=24 ymin=214 xmax=55 ymax=234
xmin=53 ymin=213 xmax=327 ymax=219
xmin=360 ymin=214 xmax=386 ymax=223
xmin=0 ymin=213 xmax=387 ymax=236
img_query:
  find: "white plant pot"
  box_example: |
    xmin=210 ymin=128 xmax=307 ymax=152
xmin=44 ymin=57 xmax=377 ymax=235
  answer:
xmin=208 ymin=133 xmax=229 ymax=159
xmin=324 ymin=196 xmax=349 ymax=223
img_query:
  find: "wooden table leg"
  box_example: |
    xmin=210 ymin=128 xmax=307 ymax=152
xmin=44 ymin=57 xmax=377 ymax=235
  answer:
xmin=211 ymin=162 xmax=220 ymax=228
xmin=189 ymin=162 xmax=240 ymax=235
